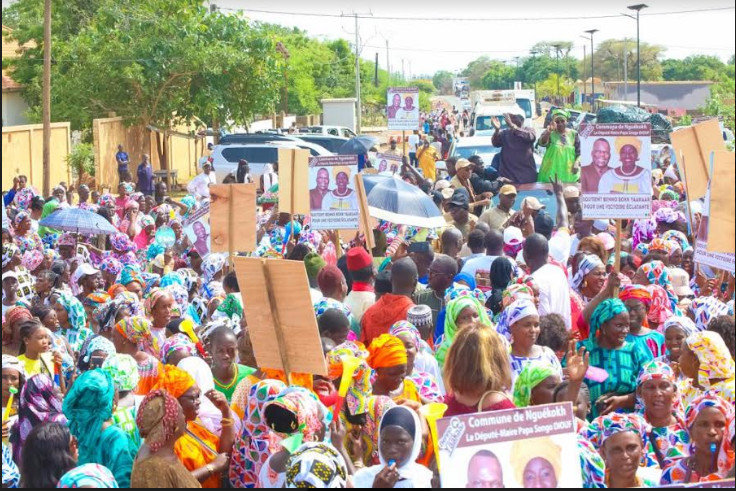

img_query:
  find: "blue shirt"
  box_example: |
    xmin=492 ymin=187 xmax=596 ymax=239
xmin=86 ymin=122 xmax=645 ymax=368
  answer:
xmin=116 ymin=151 xmax=130 ymax=171
xmin=137 ymin=163 xmax=154 ymax=193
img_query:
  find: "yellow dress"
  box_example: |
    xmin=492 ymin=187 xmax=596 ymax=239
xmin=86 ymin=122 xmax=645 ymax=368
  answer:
xmin=417 ymin=146 xmax=439 ymax=181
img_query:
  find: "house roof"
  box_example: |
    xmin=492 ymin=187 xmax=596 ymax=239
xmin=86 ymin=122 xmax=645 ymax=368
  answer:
xmin=2 ymin=25 xmax=33 ymax=92
xmin=604 ymin=80 xmax=714 ymax=86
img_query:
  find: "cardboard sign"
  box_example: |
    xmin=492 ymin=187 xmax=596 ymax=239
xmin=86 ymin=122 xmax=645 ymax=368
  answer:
xmin=182 ymin=201 xmax=211 ymax=256
xmin=278 ymin=148 xmax=311 ymax=216
xmin=579 ymin=123 xmax=652 ymax=220
xmin=374 ymin=153 xmax=402 ymax=174
xmin=209 ymin=183 xmax=257 ymax=253
xmin=338 ymin=173 xmax=377 ymax=250
xmin=387 ymin=87 xmax=420 ymax=131
xmin=233 ymin=256 xmax=327 ymax=376
xmin=706 ymin=151 xmax=735 ymax=254
xmin=436 ymin=402 xmax=582 ymax=489
xmin=670 ymin=119 xmax=725 ymax=200
xmin=308 ymin=155 xmax=360 ymax=230
xmin=694 ymin=167 xmax=735 ymax=273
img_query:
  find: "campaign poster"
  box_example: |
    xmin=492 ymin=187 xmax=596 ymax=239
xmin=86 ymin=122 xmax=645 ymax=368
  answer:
xmin=183 ymin=201 xmax=211 ymax=257
xmin=308 ymin=155 xmax=360 ymax=230
xmin=694 ymin=181 xmax=736 ymax=273
xmin=436 ymin=403 xmax=582 ymax=489
xmin=579 ymin=123 xmax=652 ymax=220
xmin=387 ymin=87 xmax=420 ymax=131
xmin=374 ymin=153 xmax=402 ymax=175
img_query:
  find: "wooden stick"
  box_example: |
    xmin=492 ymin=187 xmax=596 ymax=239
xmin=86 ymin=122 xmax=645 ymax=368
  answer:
xmin=613 ymin=219 xmax=623 ymax=297
xmin=228 ymin=184 xmax=235 ymax=269
xmin=263 ymin=260 xmax=292 ymax=383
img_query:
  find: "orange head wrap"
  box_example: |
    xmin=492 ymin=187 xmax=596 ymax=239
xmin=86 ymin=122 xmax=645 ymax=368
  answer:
xmin=152 ymin=364 xmax=196 ymax=399
xmin=367 ymin=334 xmax=408 ymax=369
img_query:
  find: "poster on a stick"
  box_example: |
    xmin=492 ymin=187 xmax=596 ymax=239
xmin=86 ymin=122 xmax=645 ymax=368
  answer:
xmin=182 ymin=201 xmax=211 ymax=256
xmin=233 ymin=256 xmax=327 ymax=376
xmin=375 ymin=153 xmax=402 ymax=174
xmin=436 ymin=402 xmax=582 ymax=488
xmin=579 ymin=123 xmax=652 ymax=220
xmin=309 ymin=155 xmax=360 ymax=230
xmin=387 ymin=87 xmax=420 ymax=131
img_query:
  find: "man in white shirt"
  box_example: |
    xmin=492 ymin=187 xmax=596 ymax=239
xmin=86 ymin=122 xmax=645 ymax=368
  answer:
xmin=524 ymin=233 xmax=572 ymax=329
xmin=343 ymin=248 xmax=376 ymax=323
xmin=408 ymin=130 xmax=420 ymax=167
xmin=461 ymin=229 xmax=505 ymax=293
xmin=187 ymin=161 xmax=217 ymax=200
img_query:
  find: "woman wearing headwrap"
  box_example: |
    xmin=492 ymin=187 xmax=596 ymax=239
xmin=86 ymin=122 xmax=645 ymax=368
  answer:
xmin=54 ymin=292 xmax=93 ymax=354
xmin=37 ymin=199 xmax=61 ymax=238
xmin=131 ymin=389 xmax=202 ymax=488
xmin=57 ymin=464 xmax=119 ymax=489
xmin=367 ymin=334 xmax=421 ymax=404
xmin=144 ymin=287 xmax=175 ymax=346
xmin=201 ymin=253 xmax=227 ymax=297
xmin=63 ymin=369 xmax=137 ymax=488
xmin=258 ymin=387 xmax=330 ymax=488
xmin=353 ymin=405 xmax=433 ymax=488
xmin=596 ymin=136 xmax=651 ymax=194
xmin=229 ymin=379 xmax=287 ymax=488
xmin=2 ymin=354 xmax=25 ymax=421
xmin=510 ymin=436 xmax=562 ymax=488
xmin=160 ymin=333 xmax=198 ymax=366
xmin=688 ymin=296 xmax=729 ymax=332
xmin=646 ymin=284 xmax=675 ymax=331
xmin=133 ymin=214 xmax=156 ymax=251
xmin=660 ymin=393 xmax=735 ymax=484
xmin=512 ymin=361 xmax=560 ymax=408
xmin=619 ymin=285 xmax=666 ymax=358
xmin=575 ymin=298 xmax=653 ymax=420
xmin=326 ymin=342 xmax=396 ymax=467
xmin=13 ymin=211 xmax=43 ymax=255
xmin=585 ymin=412 xmax=660 ymax=487
xmin=503 ymin=298 xmax=563 ymax=383
xmin=102 ymin=353 xmax=143 ymax=446
xmin=659 ymin=316 xmax=697 ymax=381
xmin=112 ymin=316 xmax=162 ymax=396
xmin=538 ymin=108 xmax=581 ymax=183
xmin=635 ymin=261 xmax=682 ymax=314
xmin=678 ymin=331 xmax=735 ymax=406
xmin=2 ymin=306 xmax=33 ymax=356
xmin=77 ymin=334 xmax=117 ymax=372
xmin=99 ymin=257 xmax=123 ymax=289
xmin=8 ymin=373 xmax=66 ymax=463
xmin=572 ymin=254 xmax=607 ymax=302
xmin=389 ymin=321 xmax=444 ymax=401
xmin=435 ymin=295 xmax=491 ymax=367
xmin=285 ymin=442 xmax=349 ymax=488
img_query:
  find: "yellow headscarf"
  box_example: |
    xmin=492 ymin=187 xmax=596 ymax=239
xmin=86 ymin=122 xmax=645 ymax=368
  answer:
xmin=615 ymin=136 xmax=642 ymax=155
xmin=510 ymin=436 xmax=562 ymax=486
xmin=333 ymin=166 xmax=352 ymax=180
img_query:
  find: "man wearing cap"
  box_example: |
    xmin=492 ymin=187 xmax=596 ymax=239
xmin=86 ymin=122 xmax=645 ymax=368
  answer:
xmin=344 ymin=248 xmax=376 ymax=323
xmin=187 ymin=160 xmax=217 ymax=200
xmin=445 ymin=189 xmax=478 ymax=241
xmin=72 ymin=263 xmax=104 ymax=301
xmin=563 ymin=186 xmax=581 ymax=217
xmin=580 ymin=138 xmax=613 ymax=194
xmin=478 ymin=185 xmax=517 ymax=231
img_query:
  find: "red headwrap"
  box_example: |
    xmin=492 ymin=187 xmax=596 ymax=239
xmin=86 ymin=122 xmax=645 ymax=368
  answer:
xmin=317 ymin=266 xmax=345 ymax=295
xmin=367 ymin=334 xmax=408 ymax=369
xmin=5 ymin=306 xmax=33 ymax=327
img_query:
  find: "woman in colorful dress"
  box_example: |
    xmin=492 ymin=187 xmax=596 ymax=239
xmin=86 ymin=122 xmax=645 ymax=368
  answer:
xmin=537 ymin=108 xmax=580 ymax=183
xmin=111 ymin=316 xmax=162 ymax=396
xmin=389 ymin=321 xmax=443 ymax=402
xmin=619 ymin=285 xmax=666 ymax=359
xmin=367 ymin=334 xmax=421 ymax=404
xmin=12 ymin=211 xmax=43 ymax=255
xmin=660 ymin=393 xmax=735 ymax=484
xmin=54 ymin=291 xmax=94 ymax=353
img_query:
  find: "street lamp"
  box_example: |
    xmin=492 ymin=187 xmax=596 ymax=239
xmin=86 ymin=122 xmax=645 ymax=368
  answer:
xmin=583 ymin=29 xmax=599 ymax=110
xmin=626 ymin=4 xmax=648 ymax=107
xmin=530 ymin=50 xmax=539 ymax=97
xmin=551 ymin=44 xmax=563 ymax=103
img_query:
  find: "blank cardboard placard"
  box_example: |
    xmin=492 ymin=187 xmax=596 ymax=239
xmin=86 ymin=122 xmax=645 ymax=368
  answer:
xmin=233 ymin=256 xmax=327 ymax=376
xmin=209 ymin=183 xmax=257 ymax=253
xmin=278 ymin=148 xmax=311 ymax=215
xmin=707 ymin=151 xmax=735 ymax=254
xmin=670 ymin=119 xmax=725 ymax=200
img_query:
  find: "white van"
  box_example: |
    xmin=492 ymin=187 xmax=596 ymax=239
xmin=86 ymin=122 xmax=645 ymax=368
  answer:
xmin=472 ymin=104 xmax=526 ymax=136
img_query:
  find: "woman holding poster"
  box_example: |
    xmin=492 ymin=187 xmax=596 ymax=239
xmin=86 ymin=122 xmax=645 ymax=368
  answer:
xmin=598 ymin=137 xmax=652 ymax=194
xmin=322 ymin=167 xmax=359 ymax=211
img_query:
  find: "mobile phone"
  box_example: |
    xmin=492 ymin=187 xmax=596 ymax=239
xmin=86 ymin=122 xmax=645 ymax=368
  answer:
xmin=408 ymin=241 xmax=430 ymax=254
xmin=89 ymin=355 xmax=106 ymax=370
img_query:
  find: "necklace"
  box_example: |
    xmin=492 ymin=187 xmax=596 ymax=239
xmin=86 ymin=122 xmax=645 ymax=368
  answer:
xmin=333 ymin=188 xmax=351 ymax=198
xmin=214 ymin=363 xmax=239 ymax=390
xmin=618 ymin=165 xmax=639 ymax=177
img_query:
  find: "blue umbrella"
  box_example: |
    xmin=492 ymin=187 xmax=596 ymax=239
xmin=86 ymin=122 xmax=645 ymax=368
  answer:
xmin=38 ymin=207 xmax=119 ymax=235
xmin=366 ymin=176 xmax=446 ymax=229
xmin=337 ymin=135 xmax=379 ymax=155
xmin=361 ymin=174 xmax=392 ymax=196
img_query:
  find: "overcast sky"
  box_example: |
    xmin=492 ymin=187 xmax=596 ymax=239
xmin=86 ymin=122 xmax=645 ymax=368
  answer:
xmin=213 ymin=0 xmax=736 ymax=76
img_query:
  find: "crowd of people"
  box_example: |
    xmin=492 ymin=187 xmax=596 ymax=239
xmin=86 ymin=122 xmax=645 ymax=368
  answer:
xmin=1 ymin=105 xmax=735 ymax=489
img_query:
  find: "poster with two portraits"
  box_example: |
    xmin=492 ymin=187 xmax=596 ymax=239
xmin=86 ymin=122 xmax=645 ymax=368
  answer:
xmin=308 ymin=155 xmax=360 ymax=230
xmin=580 ymin=123 xmax=652 ymax=220
xmin=387 ymin=87 xmax=420 ymax=131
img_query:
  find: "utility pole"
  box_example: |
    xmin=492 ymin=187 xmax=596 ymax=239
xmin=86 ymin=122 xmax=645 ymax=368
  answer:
xmin=530 ymin=50 xmax=538 ymax=97
xmin=623 ymin=38 xmax=629 ymax=101
xmin=374 ymin=52 xmax=379 ymax=87
xmin=345 ymin=12 xmax=372 ymax=134
xmin=626 ymin=4 xmax=648 ymax=108
xmin=583 ymin=29 xmax=598 ymax=110
xmin=552 ymin=44 xmax=562 ymax=104
xmin=582 ymin=44 xmax=587 ymax=105
xmin=42 ymin=0 xmax=52 ymax=196
xmin=386 ymin=39 xmax=390 ymax=85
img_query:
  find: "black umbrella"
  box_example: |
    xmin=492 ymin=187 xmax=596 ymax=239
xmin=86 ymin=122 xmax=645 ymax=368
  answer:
xmin=366 ymin=176 xmax=446 ymax=229
xmin=337 ymin=135 xmax=379 ymax=155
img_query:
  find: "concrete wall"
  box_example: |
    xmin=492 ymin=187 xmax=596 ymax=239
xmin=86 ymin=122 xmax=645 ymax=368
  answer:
xmin=321 ymin=99 xmax=357 ymax=131
xmin=2 ymin=92 xmax=30 ymax=127
xmin=2 ymin=122 xmax=71 ymax=190
xmin=93 ymin=117 xmax=204 ymax=190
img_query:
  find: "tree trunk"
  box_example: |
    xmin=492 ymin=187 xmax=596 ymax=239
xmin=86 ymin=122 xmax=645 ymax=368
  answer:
xmin=213 ymin=116 xmax=220 ymax=145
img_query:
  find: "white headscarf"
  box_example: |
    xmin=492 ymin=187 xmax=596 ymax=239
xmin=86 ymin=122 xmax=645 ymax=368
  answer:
xmin=353 ymin=405 xmax=433 ymax=488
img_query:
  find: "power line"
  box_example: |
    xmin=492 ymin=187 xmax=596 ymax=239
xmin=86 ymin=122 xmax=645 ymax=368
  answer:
xmin=217 ymin=5 xmax=734 ymax=22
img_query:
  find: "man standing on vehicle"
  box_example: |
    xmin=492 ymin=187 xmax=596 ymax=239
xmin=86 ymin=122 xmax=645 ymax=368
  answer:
xmin=491 ymin=114 xmax=537 ymax=184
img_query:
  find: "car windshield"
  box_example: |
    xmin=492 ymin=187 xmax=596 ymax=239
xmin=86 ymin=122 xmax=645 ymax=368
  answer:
xmin=454 ymin=146 xmax=497 ymax=159
xmin=515 ymin=98 xmax=533 ymax=119
xmin=475 ymin=116 xmax=508 ymax=131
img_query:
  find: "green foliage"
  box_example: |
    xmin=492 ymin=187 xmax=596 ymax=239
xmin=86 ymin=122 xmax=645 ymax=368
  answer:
xmin=662 ymin=55 xmax=733 ymax=82
xmin=678 ymin=114 xmax=693 ymax=126
xmin=592 ymin=39 xmax=664 ymax=82
xmin=480 ymin=61 xmax=515 ymax=90
xmin=66 ymin=143 xmax=95 ymax=177
xmin=536 ymin=74 xmax=575 ymax=101
xmin=703 ymin=79 xmax=735 ymax=132
xmin=432 ymin=70 xmax=454 ymax=94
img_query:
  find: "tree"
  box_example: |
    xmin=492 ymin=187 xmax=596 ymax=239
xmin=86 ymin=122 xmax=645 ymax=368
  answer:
xmin=536 ymin=74 xmax=575 ymax=101
xmin=592 ymin=39 xmax=665 ymax=82
xmin=662 ymin=55 xmax=729 ymax=82
xmin=432 ymin=70 xmax=454 ymax=94
xmin=703 ymin=79 xmax=735 ymax=133
xmin=461 ymin=56 xmax=494 ymax=88
xmin=480 ymin=61 xmax=515 ymax=90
